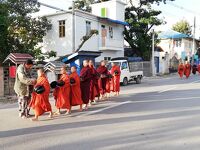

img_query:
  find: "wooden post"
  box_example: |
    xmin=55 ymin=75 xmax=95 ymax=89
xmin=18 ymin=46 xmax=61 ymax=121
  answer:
xmin=0 ymin=66 xmax=4 ymax=97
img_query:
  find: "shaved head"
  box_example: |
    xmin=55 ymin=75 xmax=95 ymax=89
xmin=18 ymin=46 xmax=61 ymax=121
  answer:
xmin=37 ymin=68 xmax=45 ymax=77
xmin=71 ymin=66 xmax=77 ymax=73
xmin=101 ymin=60 xmax=106 ymax=66
xmin=83 ymin=60 xmax=89 ymax=67
xmin=89 ymin=60 xmax=94 ymax=67
xmin=60 ymin=66 xmax=67 ymax=74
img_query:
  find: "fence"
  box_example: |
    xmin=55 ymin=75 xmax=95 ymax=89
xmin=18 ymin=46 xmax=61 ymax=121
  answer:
xmin=3 ymin=65 xmax=40 ymax=96
xmin=3 ymin=67 xmax=15 ymax=95
xmin=129 ymin=61 xmax=152 ymax=77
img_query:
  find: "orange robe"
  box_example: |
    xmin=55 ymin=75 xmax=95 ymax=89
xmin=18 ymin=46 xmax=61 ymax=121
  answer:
xmin=111 ymin=66 xmax=121 ymax=92
xmin=29 ymin=75 xmax=52 ymax=116
xmin=184 ymin=64 xmax=191 ymax=78
xmin=53 ymin=74 xmax=70 ymax=110
xmin=69 ymin=72 xmax=83 ymax=106
xmin=178 ymin=64 xmax=185 ymax=78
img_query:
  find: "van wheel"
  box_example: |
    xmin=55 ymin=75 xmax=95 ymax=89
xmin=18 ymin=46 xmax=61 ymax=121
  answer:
xmin=123 ymin=77 xmax=128 ymax=86
xmin=136 ymin=77 xmax=141 ymax=84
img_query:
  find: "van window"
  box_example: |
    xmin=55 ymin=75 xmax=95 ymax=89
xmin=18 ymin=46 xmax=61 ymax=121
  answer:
xmin=107 ymin=62 xmax=121 ymax=70
xmin=121 ymin=62 xmax=128 ymax=70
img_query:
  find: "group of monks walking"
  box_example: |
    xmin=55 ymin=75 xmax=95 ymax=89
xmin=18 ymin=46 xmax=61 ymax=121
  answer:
xmin=14 ymin=59 xmax=121 ymax=121
xmin=178 ymin=61 xmax=200 ymax=79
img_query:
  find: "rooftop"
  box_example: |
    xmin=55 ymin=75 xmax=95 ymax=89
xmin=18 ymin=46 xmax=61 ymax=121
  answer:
xmin=3 ymin=53 xmax=33 ymax=65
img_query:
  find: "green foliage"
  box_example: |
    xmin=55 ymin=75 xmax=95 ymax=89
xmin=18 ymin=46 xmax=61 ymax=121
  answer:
xmin=0 ymin=0 xmax=56 ymax=64
xmin=69 ymin=0 xmax=93 ymax=12
xmin=125 ymin=0 xmax=174 ymax=60
xmin=33 ymin=47 xmax=57 ymax=61
xmin=172 ymin=20 xmax=192 ymax=35
xmin=0 ymin=1 xmax=10 ymax=65
xmin=72 ymin=0 xmax=109 ymax=12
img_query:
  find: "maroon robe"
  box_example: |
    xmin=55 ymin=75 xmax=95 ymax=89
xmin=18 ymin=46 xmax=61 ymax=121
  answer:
xmin=90 ymin=66 xmax=100 ymax=101
xmin=97 ymin=66 xmax=108 ymax=95
xmin=80 ymin=66 xmax=92 ymax=104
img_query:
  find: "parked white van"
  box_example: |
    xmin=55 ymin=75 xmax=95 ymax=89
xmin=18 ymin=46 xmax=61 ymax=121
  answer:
xmin=108 ymin=57 xmax=143 ymax=86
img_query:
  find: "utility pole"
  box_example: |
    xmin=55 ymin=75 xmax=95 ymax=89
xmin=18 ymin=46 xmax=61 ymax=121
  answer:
xmin=192 ymin=16 xmax=196 ymax=63
xmin=152 ymin=29 xmax=155 ymax=76
xmin=72 ymin=1 xmax=75 ymax=52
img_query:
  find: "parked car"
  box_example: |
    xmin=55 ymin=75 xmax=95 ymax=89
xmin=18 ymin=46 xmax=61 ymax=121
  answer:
xmin=108 ymin=57 xmax=143 ymax=86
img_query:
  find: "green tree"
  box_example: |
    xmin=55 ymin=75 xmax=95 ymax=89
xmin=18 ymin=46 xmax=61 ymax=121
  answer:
xmin=71 ymin=0 xmax=109 ymax=12
xmin=73 ymin=0 xmax=93 ymax=12
xmin=124 ymin=0 xmax=174 ymax=60
xmin=172 ymin=20 xmax=192 ymax=35
xmin=0 ymin=1 xmax=10 ymax=65
xmin=0 ymin=0 xmax=56 ymax=63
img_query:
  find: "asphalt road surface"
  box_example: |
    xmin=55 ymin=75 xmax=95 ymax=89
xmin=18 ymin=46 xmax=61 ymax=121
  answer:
xmin=1 ymin=74 xmax=200 ymax=150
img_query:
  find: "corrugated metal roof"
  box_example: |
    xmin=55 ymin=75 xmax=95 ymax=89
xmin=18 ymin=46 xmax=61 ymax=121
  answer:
xmin=99 ymin=17 xmax=129 ymax=26
xmin=158 ymin=30 xmax=189 ymax=39
xmin=62 ymin=50 xmax=102 ymax=64
xmin=44 ymin=61 xmax=66 ymax=74
xmin=3 ymin=53 xmax=33 ymax=64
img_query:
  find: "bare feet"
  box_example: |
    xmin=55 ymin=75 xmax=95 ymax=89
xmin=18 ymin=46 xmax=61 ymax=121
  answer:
xmin=31 ymin=118 xmax=38 ymax=121
xmin=65 ymin=110 xmax=71 ymax=115
xmin=49 ymin=112 xmax=53 ymax=118
xmin=21 ymin=116 xmax=27 ymax=119
xmin=84 ymin=104 xmax=88 ymax=110
xmin=88 ymin=101 xmax=92 ymax=107
xmin=79 ymin=105 xmax=83 ymax=112
xmin=54 ymin=111 xmax=61 ymax=115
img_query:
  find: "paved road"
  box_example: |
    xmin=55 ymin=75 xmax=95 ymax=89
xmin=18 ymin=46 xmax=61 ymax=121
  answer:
xmin=1 ymin=74 xmax=200 ymax=150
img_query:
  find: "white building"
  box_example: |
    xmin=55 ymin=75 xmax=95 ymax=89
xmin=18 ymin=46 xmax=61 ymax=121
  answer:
xmin=42 ymin=0 xmax=127 ymax=62
xmin=155 ymin=30 xmax=200 ymax=74
xmin=158 ymin=30 xmax=200 ymax=60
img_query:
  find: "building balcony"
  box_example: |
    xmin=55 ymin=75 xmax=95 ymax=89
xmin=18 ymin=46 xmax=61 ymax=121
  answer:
xmin=99 ymin=38 xmax=124 ymax=51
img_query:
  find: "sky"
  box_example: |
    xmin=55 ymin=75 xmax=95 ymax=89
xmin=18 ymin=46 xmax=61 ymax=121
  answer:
xmin=36 ymin=0 xmax=200 ymax=38
xmin=152 ymin=0 xmax=200 ymax=38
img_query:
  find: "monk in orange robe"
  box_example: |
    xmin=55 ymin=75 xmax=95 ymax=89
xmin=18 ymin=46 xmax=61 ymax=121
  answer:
xmin=184 ymin=61 xmax=191 ymax=79
xmin=53 ymin=66 xmax=71 ymax=115
xmin=178 ymin=63 xmax=185 ymax=79
xmin=69 ymin=66 xmax=83 ymax=111
xmin=97 ymin=60 xmax=109 ymax=99
xmin=29 ymin=68 xmax=53 ymax=121
xmin=111 ymin=62 xmax=121 ymax=96
xmin=89 ymin=60 xmax=100 ymax=104
xmin=80 ymin=60 xmax=92 ymax=109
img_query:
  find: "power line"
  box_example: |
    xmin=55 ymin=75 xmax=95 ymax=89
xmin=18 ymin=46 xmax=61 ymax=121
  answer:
xmin=167 ymin=2 xmax=200 ymax=16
